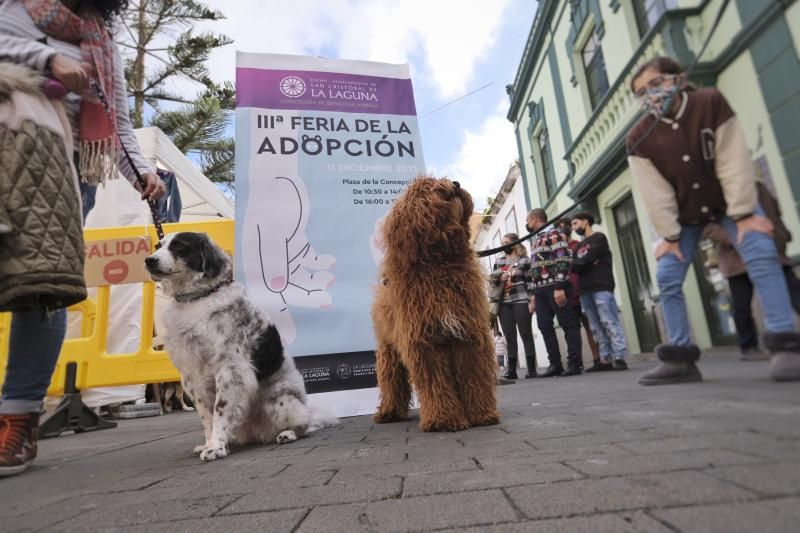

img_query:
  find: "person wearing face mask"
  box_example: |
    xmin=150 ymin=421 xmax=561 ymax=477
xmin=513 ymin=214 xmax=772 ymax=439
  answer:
xmin=570 ymin=212 xmax=629 ymax=371
xmin=627 ymin=56 xmax=800 ymax=385
xmin=526 ymin=209 xmax=583 ymax=377
xmin=555 ymin=218 xmax=602 ymax=370
xmin=489 ymin=234 xmax=537 ymax=380
xmin=0 ymin=0 xmax=165 ymax=477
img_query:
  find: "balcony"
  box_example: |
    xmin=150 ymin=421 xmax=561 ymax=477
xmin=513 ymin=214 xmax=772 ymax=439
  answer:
xmin=564 ymin=6 xmax=708 ymax=190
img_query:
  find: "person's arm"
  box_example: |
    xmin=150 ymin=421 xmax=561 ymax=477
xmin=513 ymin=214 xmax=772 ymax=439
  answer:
xmin=520 ymin=256 xmax=535 ymax=295
xmin=554 ymin=233 xmax=573 ymax=291
xmin=489 ymin=258 xmax=504 ymax=284
xmin=0 ymin=33 xmax=55 ymax=71
xmin=0 ymin=1 xmax=56 ymax=72
xmin=628 ymin=155 xmax=681 ymax=242
xmin=712 ymin=92 xmax=757 ymax=221
xmin=572 ymin=234 xmax=609 ymax=269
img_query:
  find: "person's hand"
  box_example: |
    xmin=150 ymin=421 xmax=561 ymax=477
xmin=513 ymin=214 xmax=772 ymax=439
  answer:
xmin=500 ymin=271 xmax=509 ymax=282
xmin=655 ymin=239 xmax=684 ymax=261
xmin=736 ymin=215 xmax=773 ymax=244
xmin=554 ymin=288 xmax=567 ymax=307
xmin=528 ymin=297 xmax=536 ymax=314
xmin=49 ymin=54 xmax=88 ymax=93
xmin=141 ymin=172 xmax=166 ymax=201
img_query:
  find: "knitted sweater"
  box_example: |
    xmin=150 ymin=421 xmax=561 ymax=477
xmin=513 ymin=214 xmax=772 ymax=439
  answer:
xmin=0 ymin=0 xmax=153 ymax=186
xmin=529 ymin=228 xmax=573 ymax=293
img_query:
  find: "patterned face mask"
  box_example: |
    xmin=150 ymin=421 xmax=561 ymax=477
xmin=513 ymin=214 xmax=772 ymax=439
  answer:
xmin=639 ymin=84 xmax=681 ymax=117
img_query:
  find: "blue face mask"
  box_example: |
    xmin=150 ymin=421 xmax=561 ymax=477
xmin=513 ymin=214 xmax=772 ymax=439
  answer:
xmin=640 ymin=84 xmax=680 ymax=117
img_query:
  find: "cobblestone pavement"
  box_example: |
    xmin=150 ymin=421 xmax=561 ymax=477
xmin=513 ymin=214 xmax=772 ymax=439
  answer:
xmin=1 ymin=352 xmax=799 ymax=532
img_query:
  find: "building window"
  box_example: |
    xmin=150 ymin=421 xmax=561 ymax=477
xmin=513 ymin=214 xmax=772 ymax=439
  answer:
xmin=491 ymin=230 xmax=502 ymax=269
xmin=633 ymin=0 xmax=678 ymax=37
xmin=505 ymin=207 xmax=518 ymax=235
xmin=581 ymin=31 xmax=609 ymax=109
xmin=537 ymin=128 xmax=557 ymax=198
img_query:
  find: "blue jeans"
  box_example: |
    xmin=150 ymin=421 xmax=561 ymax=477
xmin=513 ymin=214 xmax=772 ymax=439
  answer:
xmin=657 ymin=208 xmax=795 ymax=346
xmin=580 ymin=291 xmax=628 ymax=360
xmin=80 ymin=181 xmax=97 ymax=222
xmin=0 ymin=159 xmax=94 ymax=415
xmin=0 ymin=309 xmax=67 ymax=414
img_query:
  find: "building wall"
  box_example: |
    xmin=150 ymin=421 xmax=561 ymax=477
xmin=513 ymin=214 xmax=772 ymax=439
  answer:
xmin=508 ymin=0 xmax=800 ymax=352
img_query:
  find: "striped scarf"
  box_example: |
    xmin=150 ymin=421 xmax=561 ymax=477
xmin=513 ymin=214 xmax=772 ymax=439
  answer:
xmin=23 ymin=0 xmax=118 ymax=184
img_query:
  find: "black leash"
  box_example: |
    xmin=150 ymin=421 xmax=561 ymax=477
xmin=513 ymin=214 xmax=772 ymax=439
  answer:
xmin=91 ymin=81 xmax=165 ymax=246
xmin=477 ymin=0 xmax=731 ymax=258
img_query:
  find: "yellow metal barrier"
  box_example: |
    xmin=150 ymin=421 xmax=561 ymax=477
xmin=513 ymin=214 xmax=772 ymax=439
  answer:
xmin=0 ymin=219 xmax=234 ymax=395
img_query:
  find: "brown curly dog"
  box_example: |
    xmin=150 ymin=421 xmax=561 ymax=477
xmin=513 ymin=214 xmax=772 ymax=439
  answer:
xmin=372 ymin=176 xmax=500 ymax=432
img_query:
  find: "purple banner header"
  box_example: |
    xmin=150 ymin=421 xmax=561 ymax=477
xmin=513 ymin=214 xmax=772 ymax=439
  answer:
xmin=236 ymin=68 xmax=417 ymax=116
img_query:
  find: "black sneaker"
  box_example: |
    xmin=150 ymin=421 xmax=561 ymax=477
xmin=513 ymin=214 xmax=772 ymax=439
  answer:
xmin=585 ymin=360 xmax=613 ymax=373
xmin=502 ymin=369 xmax=518 ymax=380
xmin=560 ymin=365 xmax=583 ymax=377
xmin=612 ymin=359 xmax=629 ymax=371
xmin=539 ymin=365 xmax=563 ymax=378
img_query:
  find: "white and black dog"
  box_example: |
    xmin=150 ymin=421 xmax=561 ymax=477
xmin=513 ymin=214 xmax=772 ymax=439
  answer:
xmin=145 ymin=232 xmax=337 ymax=462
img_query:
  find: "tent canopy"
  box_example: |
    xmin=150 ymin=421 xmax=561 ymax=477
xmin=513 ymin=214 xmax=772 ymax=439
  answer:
xmin=134 ymin=127 xmax=234 ymax=221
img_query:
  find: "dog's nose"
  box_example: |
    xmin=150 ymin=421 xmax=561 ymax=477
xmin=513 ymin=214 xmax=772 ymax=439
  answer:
xmin=145 ymin=256 xmax=158 ymax=268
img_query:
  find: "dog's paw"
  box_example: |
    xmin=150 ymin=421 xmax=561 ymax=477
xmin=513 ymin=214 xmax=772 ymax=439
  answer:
xmin=276 ymin=430 xmax=297 ymax=444
xmin=419 ymin=418 xmax=470 ymax=432
xmin=200 ymin=443 xmax=229 ymax=462
xmin=468 ymin=412 xmax=501 ymax=427
xmin=373 ymin=410 xmax=407 ymax=424
xmin=193 ymin=444 xmax=207 ymax=456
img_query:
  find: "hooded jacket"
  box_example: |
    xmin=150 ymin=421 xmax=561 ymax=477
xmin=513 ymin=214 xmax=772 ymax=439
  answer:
xmin=0 ymin=61 xmax=86 ymax=311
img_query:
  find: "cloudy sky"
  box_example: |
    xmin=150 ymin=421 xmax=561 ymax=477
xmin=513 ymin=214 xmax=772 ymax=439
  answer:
xmin=200 ymin=0 xmax=537 ymax=209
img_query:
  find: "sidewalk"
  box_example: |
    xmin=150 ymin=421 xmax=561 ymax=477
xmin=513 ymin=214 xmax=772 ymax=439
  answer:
xmin=2 ymin=352 xmax=799 ymax=532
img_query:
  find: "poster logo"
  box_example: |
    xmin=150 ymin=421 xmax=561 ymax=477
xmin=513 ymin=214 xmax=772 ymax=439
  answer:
xmin=335 ymin=364 xmax=352 ymax=379
xmin=279 ymin=76 xmax=306 ymax=97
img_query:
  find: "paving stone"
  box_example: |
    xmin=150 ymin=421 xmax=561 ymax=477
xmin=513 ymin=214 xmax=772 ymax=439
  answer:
xmin=0 ymin=356 xmax=797 ymax=532
xmin=403 ymin=462 xmax=583 ymax=496
xmin=99 ymin=509 xmax=309 ymax=533
xmin=505 ymin=471 xmax=756 ymax=519
xmin=708 ymin=461 xmax=800 ymax=497
xmin=5 ymin=494 xmax=240 ymax=531
xmin=299 ymin=443 xmax=407 ymax=466
xmin=618 ymin=431 xmax=800 ymax=460
xmin=151 ymin=463 xmax=333 ymax=495
xmin=565 ymin=449 xmax=763 ymax=477
xmin=653 ymin=497 xmax=800 ymax=533
xmin=295 ymin=490 xmax=515 ymax=532
xmin=530 ymin=428 xmax=672 ymax=451
xmin=436 ymin=510 xmax=673 ymax=532
xmin=473 ymin=443 xmax=631 ymax=469
xmin=325 ymin=457 xmax=480 ymax=482
xmin=217 ymin=475 xmax=403 ymax=514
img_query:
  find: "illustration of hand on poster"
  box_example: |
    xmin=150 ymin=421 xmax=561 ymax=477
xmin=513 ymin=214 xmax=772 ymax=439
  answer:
xmin=247 ymin=168 xmax=335 ymax=345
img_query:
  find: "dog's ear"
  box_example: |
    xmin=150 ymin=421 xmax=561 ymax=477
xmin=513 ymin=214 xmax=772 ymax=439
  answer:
xmin=199 ymin=234 xmax=225 ymax=279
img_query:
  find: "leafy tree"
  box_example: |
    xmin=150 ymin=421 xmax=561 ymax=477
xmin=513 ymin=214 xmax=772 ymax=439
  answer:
xmin=118 ymin=0 xmax=235 ymax=184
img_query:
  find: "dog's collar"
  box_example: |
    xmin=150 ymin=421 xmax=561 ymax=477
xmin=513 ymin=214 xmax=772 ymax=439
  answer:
xmin=174 ymin=278 xmax=234 ymax=303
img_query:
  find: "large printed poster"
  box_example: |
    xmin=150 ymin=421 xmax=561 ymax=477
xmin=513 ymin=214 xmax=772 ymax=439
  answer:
xmin=235 ymin=52 xmax=425 ymax=417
